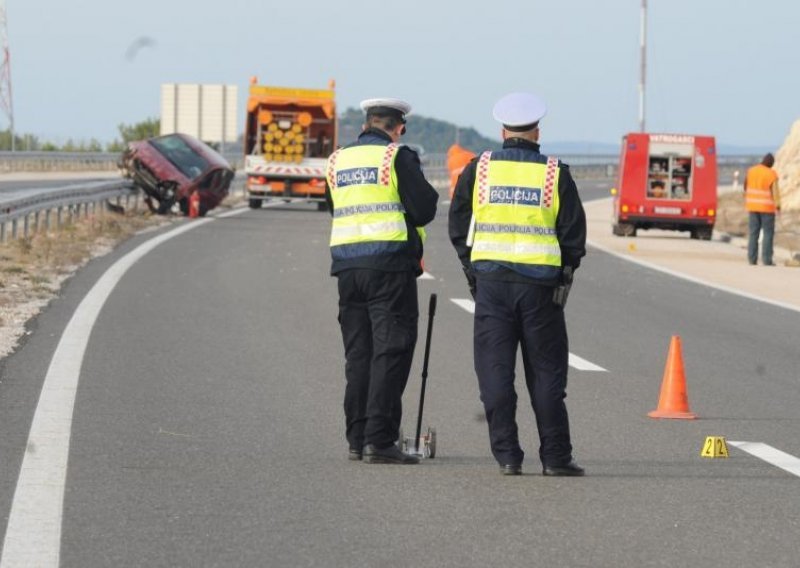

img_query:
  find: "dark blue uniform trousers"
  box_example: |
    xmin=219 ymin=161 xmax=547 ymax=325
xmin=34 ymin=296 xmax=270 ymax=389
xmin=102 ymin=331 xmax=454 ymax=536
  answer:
xmin=337 ymin=269 xmax=418 ymax=450
xmin=474 ymin=278 xmax=573 ymax=467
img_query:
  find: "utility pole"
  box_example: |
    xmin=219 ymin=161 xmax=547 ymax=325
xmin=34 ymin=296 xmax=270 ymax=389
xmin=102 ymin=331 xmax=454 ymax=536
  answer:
xmin=0 ymin=0 xmax=13 ymax=151
xmin=639 ymin=0 xmax=647 ymax=132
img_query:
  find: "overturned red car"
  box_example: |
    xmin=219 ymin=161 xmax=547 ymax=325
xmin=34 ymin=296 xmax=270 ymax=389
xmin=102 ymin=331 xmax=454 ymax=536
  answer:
xmin=119 ymin=133 xmax=235 ymax=216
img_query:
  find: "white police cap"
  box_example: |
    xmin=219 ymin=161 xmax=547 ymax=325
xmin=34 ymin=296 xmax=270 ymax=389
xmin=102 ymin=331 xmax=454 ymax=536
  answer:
xmin=360 ymin=98 xmax=412 ymax=117
xmin=492 ymin=92 xmax=547 ymax=131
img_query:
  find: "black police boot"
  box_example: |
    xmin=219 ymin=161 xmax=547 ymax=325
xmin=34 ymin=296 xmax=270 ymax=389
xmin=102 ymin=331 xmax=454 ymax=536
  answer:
xmin=348 ymin=448 xmax=363 ymax=461
xmin=542 ymin=460 xmax=584 ymax=477
xmin=499 ymin=464 xmax=522 ymax=476
xmin=363 ymin=444 xmax=420 ymax=465
xmin=542 ymin=459 xmax=585 ymax=477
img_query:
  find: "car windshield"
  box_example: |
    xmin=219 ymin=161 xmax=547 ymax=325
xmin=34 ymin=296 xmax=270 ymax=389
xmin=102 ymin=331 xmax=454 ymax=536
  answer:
xmin=149 ymin=135 xmax=210 ymax=179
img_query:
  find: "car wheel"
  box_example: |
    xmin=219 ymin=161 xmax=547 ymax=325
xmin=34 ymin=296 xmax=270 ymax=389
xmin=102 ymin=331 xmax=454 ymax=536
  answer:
xmin=156 ymin=197 xmax=175 ymax=215
xmin=615 ymin=223 xmax=636 ymax=237
xmin=248 ymin=198 xmax=263 ymax=209
xmin=696 ymin=227 xmax=713 ymax=241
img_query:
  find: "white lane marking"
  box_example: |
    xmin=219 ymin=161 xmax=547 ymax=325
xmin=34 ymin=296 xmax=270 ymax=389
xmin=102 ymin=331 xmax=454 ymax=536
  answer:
xmin=441 ymin=199 xmax=451 ymax=206
xmin=587 ymin=238 xmax=800 ymax=315
xmin=568 ymin=353 xmax=608 ymax=372
xmin=729 ymin=441 xmax=800 ymax=478
xmin=214 ymin=200 xmax=288 ymax=218
xmin=0 ymin=209 xmax=250 ymax=567
xmin=214 ymin=205 xmax=248 ymax=218
xmin=451 ymin=298 xmax=475 ymax=313
xmin=418 ymin=271 xmax=434 ymax=280
xmin=449 ymin=298 xmax=607 ymax=372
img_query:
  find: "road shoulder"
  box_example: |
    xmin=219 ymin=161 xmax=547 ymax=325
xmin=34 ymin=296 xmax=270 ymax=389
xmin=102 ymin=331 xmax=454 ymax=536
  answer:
xmin=586 ymin=197 xmax=800 ymax=312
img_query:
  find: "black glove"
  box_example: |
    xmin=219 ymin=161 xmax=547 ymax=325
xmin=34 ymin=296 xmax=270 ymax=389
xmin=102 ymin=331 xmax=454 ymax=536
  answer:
xmin=463 ymin=266 xmax=477 ymax=299
xmin=553 ymin=266 xmax=574 ymax=307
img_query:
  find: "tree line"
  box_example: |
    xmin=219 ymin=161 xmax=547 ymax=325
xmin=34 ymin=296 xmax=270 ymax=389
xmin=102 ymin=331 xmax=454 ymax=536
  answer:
xmin=338 ymin=107 xmax=501 ymax=154
xmin=0 ymin=118 xmax=161 ymax=152
xmin=0 ymin=111 xmax=500 ymax=155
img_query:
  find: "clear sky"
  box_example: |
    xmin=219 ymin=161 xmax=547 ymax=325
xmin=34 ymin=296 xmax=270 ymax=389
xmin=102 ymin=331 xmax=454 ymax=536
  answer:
xmin=7 ymin=0 xmax=800 ymax=149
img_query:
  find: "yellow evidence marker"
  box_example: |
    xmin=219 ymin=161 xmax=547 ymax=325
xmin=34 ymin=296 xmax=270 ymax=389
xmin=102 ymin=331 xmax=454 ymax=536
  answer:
xmin=700 ymin=436 xmax=729 ymax=458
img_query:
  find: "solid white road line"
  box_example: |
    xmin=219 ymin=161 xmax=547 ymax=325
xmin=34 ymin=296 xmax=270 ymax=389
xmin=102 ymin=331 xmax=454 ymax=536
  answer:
xmin=449 ymin=298 xmax=607 ymax=372
xmin=214 ymin=201 xmax=283 ymax=218
xmin=0 ymin=210 xmax=252 ymax=567
xmin=587 ymin=237 xmax=800 ymax=315
xmin=729 ymin=441 xmax=800 ymax=478
xmin=419 ymin=271 xmax=435 ymax=280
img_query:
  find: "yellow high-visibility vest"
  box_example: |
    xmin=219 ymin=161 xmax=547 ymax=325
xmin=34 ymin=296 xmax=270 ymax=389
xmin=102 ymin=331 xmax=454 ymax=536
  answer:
xmin=470 ymin=151 xmax=561 ymax=267
xmin=327 ymin=143 xmax=408 ymax=259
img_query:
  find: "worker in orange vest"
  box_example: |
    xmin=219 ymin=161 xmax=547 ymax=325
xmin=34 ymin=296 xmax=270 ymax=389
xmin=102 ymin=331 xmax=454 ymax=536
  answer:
xmin=744 ymin=153 xmax=781 ymax=266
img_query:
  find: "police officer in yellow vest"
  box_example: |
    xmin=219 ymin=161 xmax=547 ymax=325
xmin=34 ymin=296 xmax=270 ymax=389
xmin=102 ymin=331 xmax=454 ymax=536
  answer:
xmin=744 ymin=153 xmax=781 ymax=266
xmin=449 ymin=92 xmax=587 ymax=476
xmin=325 ymin=98 xmax=438 ymax=465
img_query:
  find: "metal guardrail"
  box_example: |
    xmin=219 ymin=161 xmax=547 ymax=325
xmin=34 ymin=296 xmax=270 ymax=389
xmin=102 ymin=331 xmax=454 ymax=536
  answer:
xmin=0 ymin=180 xmax=140 ymax=242
xmin=0 ymin=151 xmax=244 ymax=172
xmin=0 ymin=151 xmax=120 ymax=172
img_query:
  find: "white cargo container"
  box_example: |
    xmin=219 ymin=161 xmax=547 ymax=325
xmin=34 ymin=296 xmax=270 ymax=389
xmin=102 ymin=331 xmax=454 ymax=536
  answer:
xmin=160 ymin=84 xmax=238 ymax=145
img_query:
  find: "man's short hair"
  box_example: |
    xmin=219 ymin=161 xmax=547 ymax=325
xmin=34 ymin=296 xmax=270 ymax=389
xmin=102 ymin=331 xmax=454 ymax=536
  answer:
xmin=504 ymin=121 xmax=539 ymax=133
xmin=762 ymin=153 xmax=775 ymax=167
xmin=366 ymin=112 xmax=404 ymax=131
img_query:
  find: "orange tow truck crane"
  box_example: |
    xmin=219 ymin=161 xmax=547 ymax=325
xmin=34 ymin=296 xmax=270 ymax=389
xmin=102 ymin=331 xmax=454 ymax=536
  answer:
xmin=243 ymin=77 xmax=337 ymax=210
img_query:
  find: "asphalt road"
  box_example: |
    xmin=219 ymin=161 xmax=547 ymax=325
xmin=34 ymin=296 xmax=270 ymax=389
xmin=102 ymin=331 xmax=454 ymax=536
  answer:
xmin=1 ymin=181 xmax=799 ymax=567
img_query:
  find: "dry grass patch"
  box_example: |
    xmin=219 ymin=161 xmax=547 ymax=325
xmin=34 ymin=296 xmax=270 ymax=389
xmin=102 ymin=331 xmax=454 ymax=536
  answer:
xmin=0 ymin=206 xmax=170 ymax=358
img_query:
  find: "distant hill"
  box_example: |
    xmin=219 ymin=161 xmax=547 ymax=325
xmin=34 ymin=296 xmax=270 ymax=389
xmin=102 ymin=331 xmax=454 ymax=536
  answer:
xmin=337 ymin=110 xmax=769 ymax=157
xmin=338 ymin=108 xmax=500 ymax=155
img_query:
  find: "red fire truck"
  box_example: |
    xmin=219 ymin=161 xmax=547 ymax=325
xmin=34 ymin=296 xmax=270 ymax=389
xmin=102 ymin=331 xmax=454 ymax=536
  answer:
xmin=612 ymin=133 xmax=717 ymax=240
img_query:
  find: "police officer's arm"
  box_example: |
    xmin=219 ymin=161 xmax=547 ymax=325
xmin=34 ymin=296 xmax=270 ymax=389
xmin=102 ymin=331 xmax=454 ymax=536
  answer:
xmin=394 ymin=147 xmax=439 ymax=226
xmin=324 ymin=181 xmax=334 ymax=216
xmin=555 ymin=166 xmax=587 ymax=271
xmin=448 ymin=157 xmax=479 ymax=296
xmin=448 ymin=158 xmax=478 ymax=267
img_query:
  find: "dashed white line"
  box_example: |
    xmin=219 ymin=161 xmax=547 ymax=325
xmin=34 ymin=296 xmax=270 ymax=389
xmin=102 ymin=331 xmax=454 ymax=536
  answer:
xmin=451 ymin=298 xmax=476 ymax=314
xmin=450 ymin=298 xmax=475 ymax=314
xmin=729 ymin=441 xmax=800 ymax=478
xmin=449 ymin=298 xmax=607 ymax=372
xmin=568 ymin=353 xmax=608 ymax=372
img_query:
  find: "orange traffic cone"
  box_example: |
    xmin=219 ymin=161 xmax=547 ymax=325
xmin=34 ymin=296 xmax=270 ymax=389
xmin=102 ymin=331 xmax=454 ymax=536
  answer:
xmin=188 ymin=191 xmax=200 ymax=218
xmin=648 ymin=335 xmax=697 ymax=419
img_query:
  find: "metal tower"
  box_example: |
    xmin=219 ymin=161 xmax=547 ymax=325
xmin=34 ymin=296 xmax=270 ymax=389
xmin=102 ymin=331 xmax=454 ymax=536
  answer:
xmin=638 ymin=0 xmax=647 ymax=132
xmin=0 ymin=0 xmax=13 ymax=151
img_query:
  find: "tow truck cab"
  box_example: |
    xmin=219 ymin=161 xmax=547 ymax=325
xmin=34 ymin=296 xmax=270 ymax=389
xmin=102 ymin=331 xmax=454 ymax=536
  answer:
xmin=613 ymin=132 xmax=717 ymax=240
